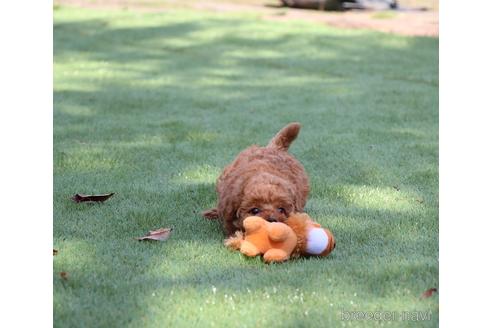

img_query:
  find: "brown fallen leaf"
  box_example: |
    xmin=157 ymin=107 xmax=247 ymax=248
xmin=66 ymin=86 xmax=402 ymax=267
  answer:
xmin=71 ymin=193 xmax=115 ymax=203
xmin=53 ymin=249 xmax=58 ymax=256
xmin=136 ymin=228 xmax=172 ymax=241
xmin=420 ymin=288 xmax=437 ymax=299
xmin=60 ymin=272 xmax=68 ymax=280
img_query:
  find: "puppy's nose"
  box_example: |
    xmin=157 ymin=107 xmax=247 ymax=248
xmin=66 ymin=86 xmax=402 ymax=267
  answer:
xmin=267 ymin=217 xmax=278 ymax=223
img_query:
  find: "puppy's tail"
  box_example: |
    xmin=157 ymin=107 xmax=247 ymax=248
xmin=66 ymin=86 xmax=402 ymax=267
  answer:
xmin=267 ymin=122 xmax=301 ymax=151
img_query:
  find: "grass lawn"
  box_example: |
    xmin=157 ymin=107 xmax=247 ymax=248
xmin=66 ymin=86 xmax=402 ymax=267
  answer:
xmin=54 ymin=6 xmax=438 ymax=327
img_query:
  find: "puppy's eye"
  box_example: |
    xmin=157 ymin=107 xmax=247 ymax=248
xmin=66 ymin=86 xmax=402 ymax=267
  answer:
xmin=278 ymin=208 xmax=286 ymax=214
xmin=249 ymin=208 xmax=261 ymax=215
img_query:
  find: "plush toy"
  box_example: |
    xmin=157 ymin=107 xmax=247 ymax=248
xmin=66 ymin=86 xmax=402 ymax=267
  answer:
xmin=224 ymin=216 xmax=298 ymax=263
xmin=287 ymin=212 xmax=336 ymax=257
xmin=224 ymin=213 xmax=336 ymax=263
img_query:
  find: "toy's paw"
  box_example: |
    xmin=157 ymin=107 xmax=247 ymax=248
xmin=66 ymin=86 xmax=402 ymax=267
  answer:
xmin=224 ymin=231 xmax=244 ymax=250
xmin=263 ymin=248 xmax=289 ymax=263
xmin=240 ymin=240 xmax=260 ymax=257
xmin=267 ymin=223 xmax=291 ymax=242
xmin=243 ymin=216 xmax=265 ymax=232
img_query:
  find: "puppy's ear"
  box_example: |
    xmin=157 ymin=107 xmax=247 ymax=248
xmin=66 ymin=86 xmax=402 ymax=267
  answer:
xmin=218 ymin=193 xmax=240 ymax=223
xmin=293 ymin=199 xmax=305 ymax=213
xmin=288 ymin=202 xmax=296 ymax=215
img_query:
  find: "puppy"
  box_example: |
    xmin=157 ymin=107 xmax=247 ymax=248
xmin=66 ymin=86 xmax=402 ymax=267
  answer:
xmin=203 ymin=123 xmax=309 ymax=236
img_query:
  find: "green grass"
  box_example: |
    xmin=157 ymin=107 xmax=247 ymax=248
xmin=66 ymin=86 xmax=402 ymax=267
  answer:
xmin=54 ymin=6 xmax=438 ymax=327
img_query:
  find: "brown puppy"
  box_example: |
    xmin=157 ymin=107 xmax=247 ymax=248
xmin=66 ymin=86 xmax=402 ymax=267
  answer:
xmin=203 ymin=123 xmax=309 ymax=236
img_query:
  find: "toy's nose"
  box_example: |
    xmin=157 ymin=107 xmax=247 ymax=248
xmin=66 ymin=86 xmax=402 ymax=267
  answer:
xmin=267 ymin=217 xmax=278 ymax=223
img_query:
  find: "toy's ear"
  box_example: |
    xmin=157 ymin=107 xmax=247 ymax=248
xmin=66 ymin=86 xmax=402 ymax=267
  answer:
xmin=243 ymin=216 xmax=266 ymax=232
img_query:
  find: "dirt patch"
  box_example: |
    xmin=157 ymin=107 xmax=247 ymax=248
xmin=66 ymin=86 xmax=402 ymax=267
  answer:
xmin=55 ymin=0 xmax=438 ymax=37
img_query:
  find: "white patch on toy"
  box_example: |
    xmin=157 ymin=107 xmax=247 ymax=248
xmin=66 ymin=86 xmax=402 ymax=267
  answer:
xmin=305 ymin=228 xmax=329 ymax=255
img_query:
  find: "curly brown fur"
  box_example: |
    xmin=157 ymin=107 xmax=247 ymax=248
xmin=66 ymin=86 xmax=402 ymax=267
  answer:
xmin=202 ymin=123 xmax=309 ymax=236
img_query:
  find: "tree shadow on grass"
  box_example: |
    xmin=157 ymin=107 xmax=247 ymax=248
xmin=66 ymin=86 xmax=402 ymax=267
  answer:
xmin=54 ymin=15 xmax=437 ymax=102
xmin=54 ymin=15 xmax=437 ymax=179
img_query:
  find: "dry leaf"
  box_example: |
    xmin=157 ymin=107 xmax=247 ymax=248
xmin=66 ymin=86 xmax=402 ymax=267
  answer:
xmin=71 ymin=193 xmax=115 ymax=203
xmin=60 ymin=272 xmax=68 ymax=280
xmin=136 ymin=228 xmax=172 ymax=241
xmin=53 ymin=249 xmax=58 ymax=256
xmin=420 ymin=288 xmax=437 ymax=299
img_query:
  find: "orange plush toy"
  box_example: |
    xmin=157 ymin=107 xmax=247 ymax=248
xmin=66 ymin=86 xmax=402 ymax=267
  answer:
xmin=225 ymin=213 xmax=336 ymax=263
xmin=286 ymin=213 xmax=336 ymax=258
xmin=224 ymin=216 xmax=298 ymax=263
